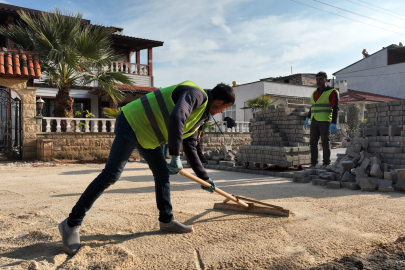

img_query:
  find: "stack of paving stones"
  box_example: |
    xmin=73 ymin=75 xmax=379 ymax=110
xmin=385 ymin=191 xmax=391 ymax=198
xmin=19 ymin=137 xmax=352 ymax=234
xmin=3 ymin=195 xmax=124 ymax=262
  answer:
xmin=239 ymin=105 xmax=311 ymax=167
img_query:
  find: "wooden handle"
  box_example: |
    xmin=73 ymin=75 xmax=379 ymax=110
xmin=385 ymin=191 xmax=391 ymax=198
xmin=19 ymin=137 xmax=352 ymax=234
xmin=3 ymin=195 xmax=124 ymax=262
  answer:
xmin=178 ymin=170 xmax=250 ymax=209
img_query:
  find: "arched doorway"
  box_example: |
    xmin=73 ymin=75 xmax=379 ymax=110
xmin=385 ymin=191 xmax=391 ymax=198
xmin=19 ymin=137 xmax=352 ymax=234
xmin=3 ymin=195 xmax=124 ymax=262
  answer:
xmin=0 ymin=87 xmax=22 ymax=160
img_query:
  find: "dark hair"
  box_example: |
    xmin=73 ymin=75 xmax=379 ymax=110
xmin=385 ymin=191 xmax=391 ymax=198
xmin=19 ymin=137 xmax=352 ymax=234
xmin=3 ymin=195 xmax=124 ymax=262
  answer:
xmin=211 ymin=83 xmax=235 ymax=105
xmin=316 ymin=71 xmax=327 ymax=78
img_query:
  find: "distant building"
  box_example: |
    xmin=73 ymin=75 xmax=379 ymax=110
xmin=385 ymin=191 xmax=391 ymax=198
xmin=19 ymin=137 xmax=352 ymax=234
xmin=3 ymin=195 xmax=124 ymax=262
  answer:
xmin=223 ymin=79 xmax=314 ymax=122
xmin=0 ymin=3 xmax=164 ymax=118
xmin=260 ymin=73 xmax=317 ymax=87
xmin=333 ymin=44 xmax=405 ymax=100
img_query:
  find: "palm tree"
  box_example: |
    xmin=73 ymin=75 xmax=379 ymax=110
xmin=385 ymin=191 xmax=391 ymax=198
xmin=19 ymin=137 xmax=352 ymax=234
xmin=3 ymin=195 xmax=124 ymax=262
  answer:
xmin=0 ymin=8 xmax=132 ymax=121
xmin=240 ymin=95 xmax=278 ymax=116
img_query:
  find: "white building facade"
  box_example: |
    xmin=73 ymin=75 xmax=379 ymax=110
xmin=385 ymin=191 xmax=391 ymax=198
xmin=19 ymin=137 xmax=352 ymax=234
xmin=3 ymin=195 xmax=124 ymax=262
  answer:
xmin=333 ymin=44 xmax=405 ymax=99
xmin=220 ymin=81 xmax=315 ymax=122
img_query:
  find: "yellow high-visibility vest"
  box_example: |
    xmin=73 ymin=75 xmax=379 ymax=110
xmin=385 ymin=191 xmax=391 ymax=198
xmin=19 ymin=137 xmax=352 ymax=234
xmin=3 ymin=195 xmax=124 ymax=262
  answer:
xmin=310 ymin=88 xmax=339 ymax=122
xmin=122 ymin=81 xmax=208 ymax=149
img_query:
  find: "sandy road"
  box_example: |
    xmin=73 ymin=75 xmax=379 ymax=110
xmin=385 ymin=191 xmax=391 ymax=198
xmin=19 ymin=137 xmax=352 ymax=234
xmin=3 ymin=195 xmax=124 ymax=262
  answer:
xmin=0 ymin=161 xmax=404 ymax=269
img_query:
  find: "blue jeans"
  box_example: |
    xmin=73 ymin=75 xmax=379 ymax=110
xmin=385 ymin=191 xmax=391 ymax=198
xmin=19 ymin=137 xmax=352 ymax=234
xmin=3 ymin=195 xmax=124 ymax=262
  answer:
xmin=68 ymin=112 xmax=173 ymax=226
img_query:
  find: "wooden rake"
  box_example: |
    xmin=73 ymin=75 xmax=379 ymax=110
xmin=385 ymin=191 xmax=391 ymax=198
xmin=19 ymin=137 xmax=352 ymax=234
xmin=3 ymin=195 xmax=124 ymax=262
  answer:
xmin=179 ymin=170 xmax=290 ymax=217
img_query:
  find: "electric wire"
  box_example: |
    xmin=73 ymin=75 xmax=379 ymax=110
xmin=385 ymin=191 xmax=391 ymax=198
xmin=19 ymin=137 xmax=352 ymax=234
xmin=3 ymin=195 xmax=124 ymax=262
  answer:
xmin=345 ymin=0 xmax=405 ymax=20
xmin=289 ymin=0 xmax=405 ymax=36
xmin=356 ymin=0 xmax=405 ymax=18
xmin=313 ymin=0 xmax=405 ymax=30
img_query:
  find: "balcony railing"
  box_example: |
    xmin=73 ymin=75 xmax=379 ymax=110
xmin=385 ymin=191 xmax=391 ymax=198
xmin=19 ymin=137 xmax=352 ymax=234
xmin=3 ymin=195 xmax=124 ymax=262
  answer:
xmin=110 ymin=61 xmax=149 ymax=76
xmin=42 ymin=117 xmax=116 ymax=133
xmin=209 ymin=121 xmax=250 ymax=133
xmin=41 ymin=118 xmax=250 ymax=133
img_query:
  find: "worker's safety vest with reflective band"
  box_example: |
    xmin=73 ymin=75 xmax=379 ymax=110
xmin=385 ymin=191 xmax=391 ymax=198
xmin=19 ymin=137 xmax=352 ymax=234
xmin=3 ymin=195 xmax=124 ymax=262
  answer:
xmin=122 ymin=81 xmax=208 ymax=149
xmin=310 ymin=88 xmax=339 ymax=122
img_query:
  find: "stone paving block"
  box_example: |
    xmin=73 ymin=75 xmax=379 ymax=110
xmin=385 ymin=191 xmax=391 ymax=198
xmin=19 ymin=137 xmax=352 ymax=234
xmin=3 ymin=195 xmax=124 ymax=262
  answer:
xmin=304 ymin=169 xmax=318 ymax=175
xmin=342 ymin=171 xmax=356 ymax=182
xmin=384 ymin=171 xmax=392 ymax=180
xmin=347 ymin=150 xmax=361 ymax=159
xmin=335 ymin=174 xmax=342 ymax=182
xmin=294 ymin=176 xmax=311 ymax=183
xmin=381 ymin=163 xmax=389 ymax=172
xmin=389 ymin=125 xmax=403 ymax=136
xmin=378 ymin=126 xmax=389 ymax=136
xmin=353 ymin=137 xmax=369 ymax=149
xmin=208 ymin=160 xmax=219 ymax=165
xmin=293 ymin=171 xmax=310 ymax=179
xmin=317 ymin=179 xmax=330 ymax=186
xmin=341 ymin=182 xmax=361 ymax=190
xmin=327 ymin=181 xmax=341 ymax=189
xmin=354 ymin=167 xmax=368 ymax=178
xmin=360 ymin=158 xmax=371 ymax=170
xmin=370 ymin=157 xmax=382 ymax=166
xmin=319 ymin=172 xmax=336 ymax=181
xmin=356 ymin=177 xmax=379 ymax=191
xmin=370 ymin=164 xmax=383 ymax=178
xmin=395 ymin=168 xmax=405 ymax=181
xmin=340 ymin=161 xmax=355 ymax=174
xmin=345 ymin=144 xmax=362 ymax=155
xmin=378 ymin=179 xmax=394 ymax=192
xmin=395 ymin=178 xmax=405 ymax=191
xmin=364 ymin=127 xmax=377 ymax=137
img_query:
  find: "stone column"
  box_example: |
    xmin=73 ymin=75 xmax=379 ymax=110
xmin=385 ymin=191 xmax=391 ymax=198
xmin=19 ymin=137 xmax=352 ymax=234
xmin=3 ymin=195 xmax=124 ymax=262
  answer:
xmin=0 ymin=77 xmax=39 ymax=160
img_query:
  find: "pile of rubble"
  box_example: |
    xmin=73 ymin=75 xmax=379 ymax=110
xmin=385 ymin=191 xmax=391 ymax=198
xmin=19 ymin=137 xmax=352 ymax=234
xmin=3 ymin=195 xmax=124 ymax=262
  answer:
xmin=240 ymin=105 xmax=311 ymax=167
xmin=203 ymin=145 xmax=241 ymax=166
xmin=294 ymin=129 xmax=405 ymax=192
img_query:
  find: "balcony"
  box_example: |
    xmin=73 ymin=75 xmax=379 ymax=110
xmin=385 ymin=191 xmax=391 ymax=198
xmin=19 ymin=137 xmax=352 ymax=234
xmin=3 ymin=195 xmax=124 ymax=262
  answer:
xmin=110 ymin=61 xmax=151 ymax=87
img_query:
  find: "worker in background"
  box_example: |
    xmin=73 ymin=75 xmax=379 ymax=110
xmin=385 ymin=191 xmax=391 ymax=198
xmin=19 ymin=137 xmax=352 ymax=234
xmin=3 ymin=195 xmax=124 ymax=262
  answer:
xmin=58 ymin=81 xmax=235 ymax=256
xmin=304 ymin=71 xmax=339 ymax=169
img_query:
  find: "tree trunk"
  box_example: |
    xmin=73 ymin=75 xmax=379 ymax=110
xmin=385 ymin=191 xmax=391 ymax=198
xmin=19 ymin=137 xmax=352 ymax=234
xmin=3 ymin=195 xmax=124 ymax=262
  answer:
xmin=52 ymin=86 xmax=74 ymax=132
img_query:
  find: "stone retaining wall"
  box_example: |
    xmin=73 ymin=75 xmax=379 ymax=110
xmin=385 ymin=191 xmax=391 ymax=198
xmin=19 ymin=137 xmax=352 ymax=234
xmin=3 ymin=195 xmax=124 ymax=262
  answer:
xmin=36 ymin=132 xmax=115 ymax=161
xmin=202 ymin=132 xmax=251 ymax=149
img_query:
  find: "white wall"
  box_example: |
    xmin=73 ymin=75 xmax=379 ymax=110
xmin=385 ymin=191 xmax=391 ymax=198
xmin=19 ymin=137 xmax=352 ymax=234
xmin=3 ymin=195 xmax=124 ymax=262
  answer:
xmin=334 ymin=48 xmax=405 ymax=99
xmin=221 ymin=81 xmax=315 ymax=122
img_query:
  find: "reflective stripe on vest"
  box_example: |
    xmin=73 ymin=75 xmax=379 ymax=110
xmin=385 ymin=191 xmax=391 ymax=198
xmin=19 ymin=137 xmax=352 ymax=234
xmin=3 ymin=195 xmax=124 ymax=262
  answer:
xmin=122 ymin=80 xmax=208 ymax=149
xmin=310 ymin=88 xmax=339 ymax=122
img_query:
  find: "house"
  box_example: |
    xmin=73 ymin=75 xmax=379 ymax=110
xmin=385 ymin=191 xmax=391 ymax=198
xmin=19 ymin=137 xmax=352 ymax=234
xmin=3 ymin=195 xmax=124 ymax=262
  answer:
xmin=260 ymin=73 xmax=317 ymax=87
xmin=333 ymin=43 xmax=405 ymax=100
xmin=338 ymin=88 xmax=401 ymax=121
xmin=222 ymin=78 xmax=315 ymax=122
xmin=0 ymin=3 xmax=164 ymax=118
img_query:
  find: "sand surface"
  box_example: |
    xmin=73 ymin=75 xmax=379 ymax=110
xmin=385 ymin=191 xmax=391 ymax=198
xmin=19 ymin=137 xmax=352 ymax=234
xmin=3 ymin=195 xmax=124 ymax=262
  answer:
xmin=1 ymin=161 xmax=405 ymax=269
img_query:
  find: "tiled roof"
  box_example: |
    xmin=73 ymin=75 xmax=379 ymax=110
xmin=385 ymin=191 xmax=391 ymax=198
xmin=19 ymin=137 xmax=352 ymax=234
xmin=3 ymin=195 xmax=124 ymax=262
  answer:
xmin=89 ymin=85 xmax=158 ymax=95
xmin=0 ymin=48 xmax=42 ymax=79
xmin=339 ymin=89 xmax=401 ymax=103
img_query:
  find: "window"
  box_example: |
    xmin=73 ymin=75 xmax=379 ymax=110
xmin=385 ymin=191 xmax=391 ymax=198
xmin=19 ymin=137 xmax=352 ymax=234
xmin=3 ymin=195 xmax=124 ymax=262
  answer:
xmin=224 ymin=104 xmax=236 ymax=120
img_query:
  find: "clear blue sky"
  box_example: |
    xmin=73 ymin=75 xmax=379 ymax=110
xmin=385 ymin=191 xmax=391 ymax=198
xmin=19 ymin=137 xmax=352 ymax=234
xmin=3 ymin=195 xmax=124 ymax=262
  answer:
xmin=3 ymin=0 xmax=405 ymax=88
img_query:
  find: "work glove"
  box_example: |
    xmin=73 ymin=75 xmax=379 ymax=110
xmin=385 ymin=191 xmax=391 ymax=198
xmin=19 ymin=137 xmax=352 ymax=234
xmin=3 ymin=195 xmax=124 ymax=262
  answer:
xmin=304 ymin=117 xmax=310 ymax=130
xmin=166 ymin=156 xmax=183 ymax=175
xmin=201 ymin=178 xmax=216 ymax=193
xmin=329 ymin=123 xmax=337 ymax=135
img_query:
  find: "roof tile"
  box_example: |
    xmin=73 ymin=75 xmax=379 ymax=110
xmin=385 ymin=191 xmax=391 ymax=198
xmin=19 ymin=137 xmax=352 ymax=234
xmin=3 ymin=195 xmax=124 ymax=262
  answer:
xmin=0 ymin=48 xmax=42 ymax=79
